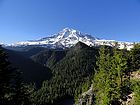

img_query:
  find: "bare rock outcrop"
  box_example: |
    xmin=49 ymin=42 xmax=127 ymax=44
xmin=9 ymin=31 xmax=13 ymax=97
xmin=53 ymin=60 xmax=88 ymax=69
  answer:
xmin=77 ymin=84 xmax=94 ymax=105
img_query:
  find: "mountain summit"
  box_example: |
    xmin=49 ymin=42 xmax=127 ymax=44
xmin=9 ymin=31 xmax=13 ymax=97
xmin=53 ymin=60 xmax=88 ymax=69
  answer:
xmin=12 ymin=28 xmax=134 ymax=50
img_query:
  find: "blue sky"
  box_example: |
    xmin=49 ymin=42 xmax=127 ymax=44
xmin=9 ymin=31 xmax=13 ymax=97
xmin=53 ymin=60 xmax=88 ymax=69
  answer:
xmin=0 ymin=0 xmax=140 ymax=44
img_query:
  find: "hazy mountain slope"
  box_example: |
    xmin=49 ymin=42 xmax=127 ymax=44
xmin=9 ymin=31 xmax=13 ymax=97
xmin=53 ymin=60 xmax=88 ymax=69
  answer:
xmin=18 ymin=47 xmax=47 ymax=58
xmin=31 ymin=49 xmax=67 ymax=68
xmin=40 ymin=42 xmax=99 ymax=104
xmin=4 ymin=48 xmax=52 ymax=87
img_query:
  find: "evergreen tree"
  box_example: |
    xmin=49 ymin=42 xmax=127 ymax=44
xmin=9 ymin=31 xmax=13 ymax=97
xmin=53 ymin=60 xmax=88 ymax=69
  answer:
xmin=130 ymin=44 xmax=140 ymax=71
xmin=34 ymin=81 xmax=50 ymax=105
xmin=93 ymin=46 xmax=130 ymax=105
xmin=11 ymin=71 xmax=35 ymax=105
xmin=110 ymin=48 xmax=129 ymax=104
xmin=0 ymin=46 xmax=35 ymax=105
xmin=93 ymin=46 xmax=112 ymax=105
xmin=0 ymin=46 xmax=14 ymax=105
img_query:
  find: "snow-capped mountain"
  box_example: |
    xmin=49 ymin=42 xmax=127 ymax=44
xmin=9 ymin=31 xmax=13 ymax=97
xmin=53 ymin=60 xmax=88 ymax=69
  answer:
xmin=11 ymin=28 xmax=134 ymax=50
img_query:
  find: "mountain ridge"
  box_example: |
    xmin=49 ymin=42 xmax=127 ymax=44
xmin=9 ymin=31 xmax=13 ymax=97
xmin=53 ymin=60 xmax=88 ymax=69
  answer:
xmin=8 ymin=28 xmax=134 ymax=50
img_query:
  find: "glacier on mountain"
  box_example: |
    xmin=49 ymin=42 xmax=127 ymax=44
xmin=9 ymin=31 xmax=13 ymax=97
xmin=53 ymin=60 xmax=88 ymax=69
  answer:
xmin=11 ymin=28 xmax=134 ymax=50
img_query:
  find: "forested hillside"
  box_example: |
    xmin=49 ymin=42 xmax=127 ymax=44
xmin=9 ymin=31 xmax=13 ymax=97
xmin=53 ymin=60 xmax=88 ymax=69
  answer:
xmin=0 ymin=42 xmax=140 ymax=105
xmin=32 ymin=42 xmax=98 ymax=105
xmin=4 ymin=48 xmax=52 ymax=87
xmin=75 ymin=43 xmax=140 ymax=105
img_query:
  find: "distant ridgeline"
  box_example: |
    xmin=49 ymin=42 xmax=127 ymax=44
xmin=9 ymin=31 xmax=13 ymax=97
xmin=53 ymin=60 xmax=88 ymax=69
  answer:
xmin=6 ymin=28 xmax=134 ymax=50
xmin=0 ymin=42 xmax=140 ymax=105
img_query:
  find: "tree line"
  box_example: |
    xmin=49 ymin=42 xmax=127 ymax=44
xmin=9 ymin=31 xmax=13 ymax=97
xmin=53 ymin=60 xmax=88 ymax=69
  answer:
xmin=93 ymin=43 xmax=140 ymax=105
xmin=0 ymin=43 xmax=140 ymax=105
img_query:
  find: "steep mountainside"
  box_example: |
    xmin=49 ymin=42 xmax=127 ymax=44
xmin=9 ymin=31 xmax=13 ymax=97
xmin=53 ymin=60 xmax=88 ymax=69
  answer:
xmin=31 ymin=49 xmax=67 ymax=69
xmin=8 ymin=28 xmax=134 ymax=50
xmin=36 ymin=42 xmax=99 ymax=104
xmin=4 ymin=48 xmax=52 ymax=87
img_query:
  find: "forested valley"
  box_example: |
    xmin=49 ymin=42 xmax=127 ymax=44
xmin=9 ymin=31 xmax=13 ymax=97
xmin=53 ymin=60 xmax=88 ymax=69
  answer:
xmin=0 ymin=42 xmax=140 ymax=105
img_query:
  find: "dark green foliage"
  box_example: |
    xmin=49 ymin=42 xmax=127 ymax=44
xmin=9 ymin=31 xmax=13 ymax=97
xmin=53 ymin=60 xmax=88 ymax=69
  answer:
xmin=130 ymin=44 xmax=140 ymax=70
xmin=3 ymin=42 xmax=140 ymax=105
xmin=31 ymin=49 xmax=67 ymax=69
xmin=131 ymin=80 xmax=140 ymax=105
xmin=5 ymin=48 xmax=52 ymax=87
xmin=51 ymin=42 xmax=97 ymax=92
xmin=93 ymin=46 xmax=113 ymax=105
xmin=0 ymin=46 xmax=14 ymax=105
xmin=93 ymin=46 xmax=131 ymax=105
xmin=0 ymin=46 xmax=35 ymax=105
xmin=33 ymin=42 xmax=98 ymax=104
xmin=33 ymin=81 xmax=50 ymax=105
xmin=130 ymin=44 xmax=140 ymax=105
xmin=111 ymin=49 xmax=130 ymax=102
xmin=11 ymin=71 xmax=35 ymax=105
xmin=3 ymin=42 xmax=98 ymax=105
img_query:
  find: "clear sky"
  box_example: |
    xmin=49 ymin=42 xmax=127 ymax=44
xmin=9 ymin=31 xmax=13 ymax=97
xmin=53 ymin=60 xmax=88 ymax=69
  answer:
xmin=0 ymin=0 xmax=140 ymax=44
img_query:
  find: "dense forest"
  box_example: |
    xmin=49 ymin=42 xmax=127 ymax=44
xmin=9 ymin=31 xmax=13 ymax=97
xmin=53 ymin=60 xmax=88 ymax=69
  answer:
xmin=0 ymin=42 xmax=140 ymax=105
xmin=76 ymin=43 xmax=140 ymax=105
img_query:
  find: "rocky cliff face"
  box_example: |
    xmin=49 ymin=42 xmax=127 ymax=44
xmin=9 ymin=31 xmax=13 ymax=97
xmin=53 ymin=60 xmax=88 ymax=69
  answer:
xmin=76 ymin=85 xmax=94 ymax=105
